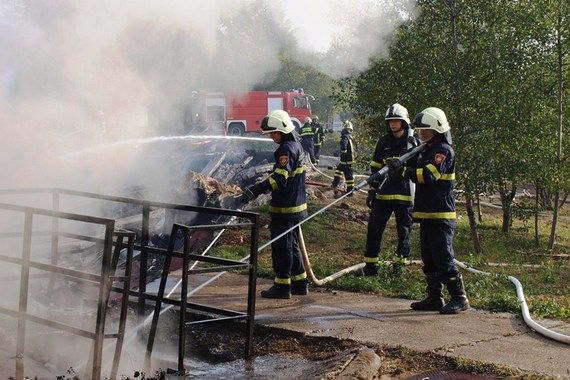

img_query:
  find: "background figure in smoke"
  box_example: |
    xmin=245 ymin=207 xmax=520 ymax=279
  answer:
xmin=240 ymin=110 xmax=308 ymax=299
xmin=311 ymin=115 xmax=326 ymax=165
xmin=298 ymin=116 xmax=317 ymax=165
xmin=331 ymin=120 xmax=356 ymax=196
xmin=362 ymin=104 xmax=418 ymax=276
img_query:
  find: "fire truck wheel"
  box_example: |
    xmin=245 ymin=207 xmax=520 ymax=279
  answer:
xmin=228 ymin=123 xmax=245 ymax=136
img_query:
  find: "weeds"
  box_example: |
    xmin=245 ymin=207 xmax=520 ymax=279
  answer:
xmin=210 ymin=194 xmax=569 ymax=320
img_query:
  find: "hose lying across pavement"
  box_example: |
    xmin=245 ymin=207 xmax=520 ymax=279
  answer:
xmin=248 ymin=144 xmax=569 ymax=345
xmin=453 ymin=259 xmax=570 ymax=345
xmin=296 ymin=225 xmax=570 ymax=345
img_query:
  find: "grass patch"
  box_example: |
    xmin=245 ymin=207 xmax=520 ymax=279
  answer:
xmin=210 ymin=192 xmax=570 ymax=320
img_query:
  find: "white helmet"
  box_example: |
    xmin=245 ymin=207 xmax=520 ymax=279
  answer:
xmin=261 ymin=110 xmax=295 ymax=134
xmin=385 ymin=103 xmax=410 ymax=126
xmin=311 ymin=115 xmax=319 ymax=121
xmin=412 ymin=107 xmax=450 ymax=133
xmin=304 ymin=116 xmax=312 ymax=124
xmin=343 ymin=120 xmax=353 ymax=131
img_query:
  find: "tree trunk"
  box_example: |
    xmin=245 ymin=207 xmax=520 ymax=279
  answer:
xmin=534 ymin=181 xmax=539 ymax=247
xmin=465 ymin=192 xmax=482 ymax=253
xmin=548 ymin=0 xmax=564 ymax=252
xmin=476 ymin=193 xmax=483 ymax=223
xmin=499 ymin=185 xmax=517 ymax=236
xmin=548 ymin=192 xmax=560 ymax=251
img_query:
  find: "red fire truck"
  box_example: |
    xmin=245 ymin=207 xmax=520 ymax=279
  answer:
xmin=183 ymin=90 xmax=313 ymax=135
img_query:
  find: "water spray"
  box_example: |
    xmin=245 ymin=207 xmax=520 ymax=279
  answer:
xmin=60 ymin=134 xmax=273 ymax=159
xmin=75 ymin=216 xmax=239 ymax=374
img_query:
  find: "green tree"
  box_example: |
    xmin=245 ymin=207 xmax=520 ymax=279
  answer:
xmin=334 ymin=0 xmax=566 ymax=248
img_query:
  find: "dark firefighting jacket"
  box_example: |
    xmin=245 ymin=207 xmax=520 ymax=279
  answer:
xmin=312 ymin=122 xmax=325 ymax=146
xmin=370 ymin=130 xmax=419 ymax=204
xmin=407 ymin=134 xmax=456 ymax=223
xmin=339 ymin=128 xmax=356 ymax=164
xmin=299 ymin=123 xmax=315 ymax=141
xmin=251 ymin=136 xmax=307 ymax=221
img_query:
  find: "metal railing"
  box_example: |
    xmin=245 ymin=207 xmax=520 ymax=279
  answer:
xmin=0 ymin=202 xmax=134 ymax=380
xmin=0 ymin=188 xmax=260 ymax=376
xmin=144 ymin=221 xmax=258 ymax=375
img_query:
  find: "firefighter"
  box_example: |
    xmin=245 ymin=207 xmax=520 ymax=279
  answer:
xmin=299 ymin=116 xmax=317 ymax=165
xmin=241 ymin=110 xmax=308 ymax=299
xmin=362 ymin=104 xmax=419 ymax=276
xmin=311 ymin=115 xmax=326 ymax=165
xmin=331 ymin=120 xmax=356 ymax=196
xmin=390 ymin=107 xmax=469 ymax=314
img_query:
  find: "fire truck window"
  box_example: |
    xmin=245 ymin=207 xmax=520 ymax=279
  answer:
xmin=293 ymin=97 xmax=309 ymax=109
xmin=207 ymin=106 xmax=225 ymax=122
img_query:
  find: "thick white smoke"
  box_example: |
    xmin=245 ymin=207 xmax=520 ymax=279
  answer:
xmin=0 ymin=0 xmax=416 ymax=196
xmin=0 ymin=1 xmax=417 ymax=376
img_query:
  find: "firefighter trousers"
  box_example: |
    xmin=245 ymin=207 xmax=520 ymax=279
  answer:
xmin=314 ymin=144 xmax=321 ymax=162
xmin=419 ymin=222 xmax=460 ymax=282
xmin=364 ymin=201 xmax=412 ymax=261
xmin=269 ymin=218 xmax=306 ymax=283
xmin=300 ymin=138 xmax=316 ymax=164
xmin=331 ymin=163 xmax=354 ymax=190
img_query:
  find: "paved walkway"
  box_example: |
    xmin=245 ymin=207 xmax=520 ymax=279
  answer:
xmin=190 ymin=273 xmax=570 ymax=379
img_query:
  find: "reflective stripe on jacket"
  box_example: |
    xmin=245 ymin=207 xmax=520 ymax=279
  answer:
xmin=299 ymin=123 xmax=315 ymax=139
xmin=407 ymin=135 xmax=456 ymax=222
xmin=254 ymin=139 xmax=307 ymax=221
xmin=370 ymin=130 xmax=418 ymax=205
xmin=339 ymin=128 xmax=356 ymax=164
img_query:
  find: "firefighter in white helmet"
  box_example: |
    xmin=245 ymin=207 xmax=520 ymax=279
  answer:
xmin=362 ymin=103 xmax=419 ymax=276
xmin=240 ymin=110 xmax=309 ymax=299
xmin=402 ymin=107 xmax=469 ymax=314
xmin=298 ymin=116 xmax=317 ymax=165
xmin=331 ymin=120 xmax=356 ymax=196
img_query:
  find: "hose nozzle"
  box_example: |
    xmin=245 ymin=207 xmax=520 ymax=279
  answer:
xmin=356 ymin=143 xmax=427 ymax=190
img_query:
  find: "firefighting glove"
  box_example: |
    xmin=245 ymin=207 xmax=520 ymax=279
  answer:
xmin=366 ymin=190 xmax=375 ymax=209
xmin=385 ymin=157 xmax=403 ymax=176
xmin=240 ymin=186 xmax=257 ymax=204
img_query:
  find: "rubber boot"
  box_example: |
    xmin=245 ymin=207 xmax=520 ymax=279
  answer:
xmin=346 ymin=186 xmax=354 ymax=197
xmin=261 ymin=284 xmax=291 ymax=299
xmin=440 ymin=275 xmax=470 ymax=314
xmin=361 ymin=263 xmax=378 ymax=276
xmin=291 ymin=279 xmax=309 ymax=295
xmin=411 ymin=277 xmax=444 ymax=311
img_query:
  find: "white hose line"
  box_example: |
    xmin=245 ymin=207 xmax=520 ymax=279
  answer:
xmin=298 ymin=221 xmax=569 ymax=345
xmin=454 ymin=259 xmax=570 ymax=345
xmin=309 ymin=161 xmax=368 ymax=194
xmin=297 ymin=227 xmax=364 ymax=286
xmin=508 ymin=276 xmax=570 ymax=344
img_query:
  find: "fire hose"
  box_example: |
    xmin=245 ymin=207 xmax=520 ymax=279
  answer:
xmin=259 ymin=142 xmax=570 ymax=345
xmin=453 ymin=260 xmax=570 ymax=344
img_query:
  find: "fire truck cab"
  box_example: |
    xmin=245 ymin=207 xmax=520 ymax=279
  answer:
xmin=183 ymin=90 xmax=313 ymax=135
